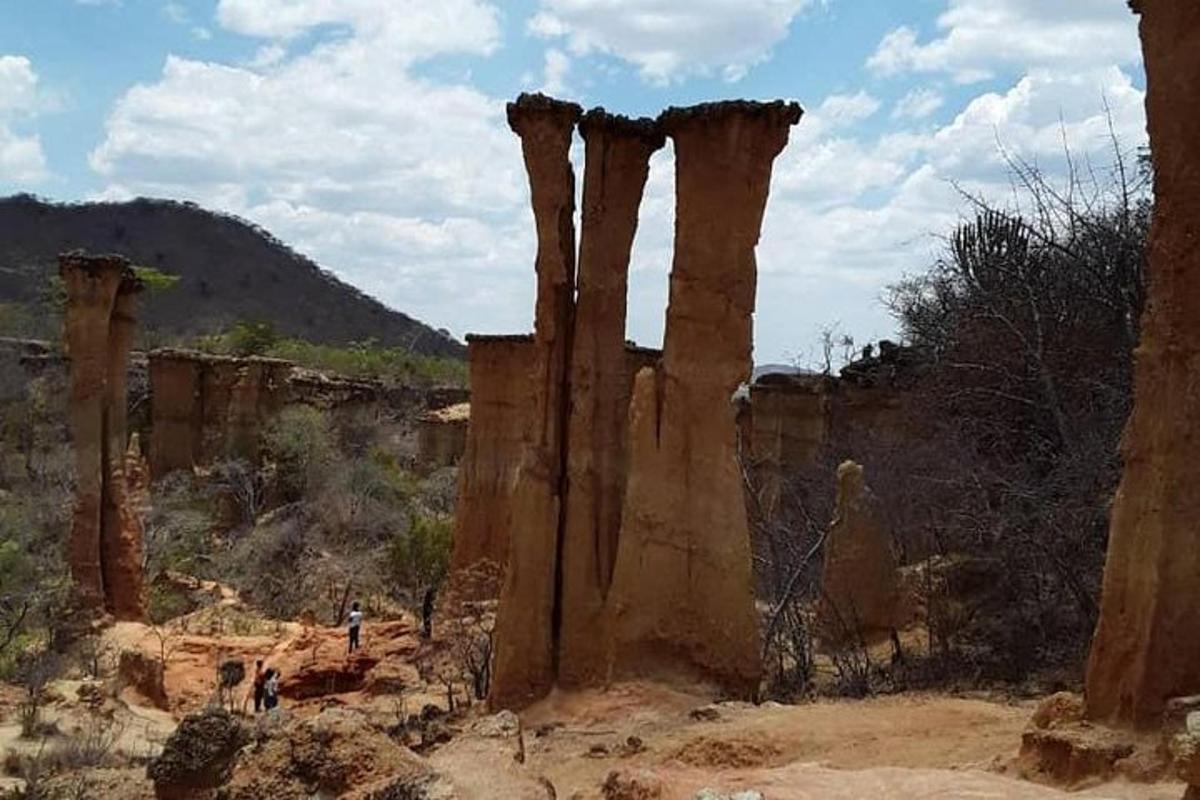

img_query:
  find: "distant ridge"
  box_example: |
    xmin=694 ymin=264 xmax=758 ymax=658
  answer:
xmin=0 ymin=194 xmax=464 ymax=358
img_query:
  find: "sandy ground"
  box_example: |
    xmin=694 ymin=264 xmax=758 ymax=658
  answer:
xmin=520 ymin=684 xmax=1185 ymax=799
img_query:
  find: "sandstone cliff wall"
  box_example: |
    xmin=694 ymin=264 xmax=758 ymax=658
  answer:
xmin=450 ymin=335 xmax=536 ymax=574
xmin=1085 ymin=0 xmax=1200 ymax=728
xmin=147 ymin=350 xmax=383 ymax=478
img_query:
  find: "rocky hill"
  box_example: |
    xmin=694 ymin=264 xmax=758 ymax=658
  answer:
xmin=0 ymin=194 xmax=464 ymax=358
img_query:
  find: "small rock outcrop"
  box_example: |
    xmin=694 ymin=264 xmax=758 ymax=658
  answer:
xmin=148 ymin=707 xmax=248 ymax=799
xmin=1085 ymin=0 xmax=1200 ymax=728
xmin=816 ymin=461 xmax=900 ymax=641
xmin=223 ymin=708 xmax=428 ymax=800
xmin=417 ymin=402 xmax=470 ymax=469
xmin=1172 ymin=732 xmax=1200 ymax=799
xmin=61 ymin=251 xmax=147 ymax=619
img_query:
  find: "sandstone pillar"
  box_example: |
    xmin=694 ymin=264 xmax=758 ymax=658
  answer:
xmin=450 ymin=335 xmax=536 ymax=574
xmin=605 ymin=101 xmax=801 ymax=695
xmin=816 ymin=461 xmax=898 ymax=642
xmin=490 ymin=94 xmax=582 ymax=710
xmin=61 ymin=252 xmax=146 ymax=618
xmin=100 ymin=280 xmax=147 ymax=619
xmin=62 ymin=253 xmax=127 ymax=609
xmin=558 ymin=111 xmax=664 ymax=689
xmin=1085 ymin=1 xmax=1200 ymax=727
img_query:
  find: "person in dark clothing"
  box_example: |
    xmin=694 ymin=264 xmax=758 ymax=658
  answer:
xmin=263 ymin=668 xmax=280 ymax=711
xmin=251 ymin=659 xmax=266 ymax=713
xmin=348 ymin=601 xmax=363 ymax=653
xmin=421 ymin=587 xmax=436 ymax=639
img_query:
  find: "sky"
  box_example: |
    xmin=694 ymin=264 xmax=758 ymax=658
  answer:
xmin=0 ymin=0 xmax=1147 ymax=365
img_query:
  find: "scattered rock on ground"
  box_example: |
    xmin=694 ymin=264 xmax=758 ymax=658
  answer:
xmin=602 ymin=768 xmax=663 ymax=800
xmin=1030 ymin=692 xmax=1085 ymax=730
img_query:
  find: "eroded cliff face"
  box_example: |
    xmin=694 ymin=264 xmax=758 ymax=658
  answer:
xmin=605 ymin=101 xmax=801 ymax=696
xmin=816 ymin=461 xmax=899 ymax=641
xmin=1085 ymin=1 xmax=1200 ymax=728
xmin=147 ymin=351 xmax=297 ymax=477
xmin=558 ymin=111 xmax=665 ymax=690
xmin=491 ymin=95 xmax=583 ymax=710
xmin=417 ymin=402 xmax=470 ymax=470
xmin=450 ymin=335 xmax=536 ymax=574
xmin=60 ymin=251 xmax=146 ymax=620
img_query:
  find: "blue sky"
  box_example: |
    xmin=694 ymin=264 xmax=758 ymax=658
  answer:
xmin=1 ymin=0 xmax=1146 ymax=363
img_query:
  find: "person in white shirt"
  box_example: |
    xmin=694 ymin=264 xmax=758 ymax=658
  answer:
xmin=348 ymin=601 xmax=364 ymax=653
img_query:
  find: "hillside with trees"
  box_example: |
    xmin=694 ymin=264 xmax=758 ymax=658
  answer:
xmin=0 ymin=194 xmax=464 ymax=358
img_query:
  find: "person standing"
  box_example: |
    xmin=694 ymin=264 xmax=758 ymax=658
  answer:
xmin=263 ymin=668 xmax=280 ymax=712
xmin=422 ymin=587 xmax=435 ymax=639
xmin=250 ymin=659 xmax=266 ymax=714
xmin=348 ymin=601 xmax=364 ymax=654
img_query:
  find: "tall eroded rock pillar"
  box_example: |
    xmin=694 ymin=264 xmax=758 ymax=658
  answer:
xmin=1085 ymin=1 xmax=1200 ymax=727
xmin=558 ymin=111 xmax=664 ymax=689
xmin=101 ymin=281 xmax=147 ymax=619
xmin=605 ymin=102 xmax=802 ymax=695
xmin=62 ymin=253 xmax=127 ymax=609
xmin=61 ymin=252 xmax=146 ymax=618
xmin=491 ymin=94 xmax=583 ymax=710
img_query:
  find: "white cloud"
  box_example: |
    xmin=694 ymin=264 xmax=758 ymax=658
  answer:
xmin=0 ymin=55 xmax=50 ymax=185
xmin=162 ymin=2 xmax=187 ymax=24
xmin=541 ymin=49 xmax=571 ymax=96
xmin=867 ymin=0 xmax=1140 ymax=82
xmin=216 ymin=0 xmax=501 ymax=56
xmin=529 ymin=0 xmax=817 ymax=85
xmin=91 ymin=1 xmax=529 ymax=337
xmin=893 ymin=87 xmax=943 ymax=120
xmin=75 ymin=0 xmax=122 ymax=6
xmin=743 ymin=62 xmax=1146 ymax=360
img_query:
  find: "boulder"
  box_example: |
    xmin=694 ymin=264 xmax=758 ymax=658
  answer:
xmin=1031 ymin=692 xmax=1085 ymax=731
xmin=603 ymin=769 xmax=664 ymax=800
xmin=148 ymin=707 xmax=248 ymax=799
xmin=223 ymin=707 xmax=429 ymax=800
